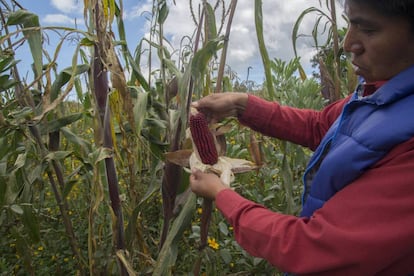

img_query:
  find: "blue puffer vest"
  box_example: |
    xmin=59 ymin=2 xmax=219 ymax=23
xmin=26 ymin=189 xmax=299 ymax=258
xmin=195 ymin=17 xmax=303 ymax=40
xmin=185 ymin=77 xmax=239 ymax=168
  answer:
xmin=301 ymin=65 xmax=414 ymax=218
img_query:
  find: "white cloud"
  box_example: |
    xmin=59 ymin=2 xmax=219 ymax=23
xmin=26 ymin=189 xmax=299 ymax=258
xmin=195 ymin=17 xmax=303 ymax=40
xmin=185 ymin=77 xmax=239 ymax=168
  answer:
xmin=124 ymin=1 xmax=153 ymax=21
xmin=156 ymin=1 xmax=332 ymax=82
xmin=122 ymin=1 xmax=347 ymax=83
xmin=50 ymin=0 xmax=83 ymax=14
xmin=43 ymin=14 xmax=76 ymax=25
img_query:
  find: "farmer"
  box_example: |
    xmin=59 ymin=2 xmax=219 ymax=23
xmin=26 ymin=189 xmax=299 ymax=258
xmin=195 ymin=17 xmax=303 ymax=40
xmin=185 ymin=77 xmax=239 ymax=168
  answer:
xmin=189 ymin=0 xmax=414 ymax=274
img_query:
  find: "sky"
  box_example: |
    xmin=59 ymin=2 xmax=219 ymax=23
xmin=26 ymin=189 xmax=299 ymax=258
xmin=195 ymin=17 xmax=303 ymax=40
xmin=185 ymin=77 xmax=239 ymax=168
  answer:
xmin=14 ymin=0 xmax=345 ymax=84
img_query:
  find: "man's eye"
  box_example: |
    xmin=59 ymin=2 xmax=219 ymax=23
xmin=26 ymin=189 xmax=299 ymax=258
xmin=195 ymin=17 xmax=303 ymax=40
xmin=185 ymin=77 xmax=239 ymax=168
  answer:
xmin=354 ymin=23 xmax=376 ymax=34
xmin=360 ymin=28 xmax=375 ymax=34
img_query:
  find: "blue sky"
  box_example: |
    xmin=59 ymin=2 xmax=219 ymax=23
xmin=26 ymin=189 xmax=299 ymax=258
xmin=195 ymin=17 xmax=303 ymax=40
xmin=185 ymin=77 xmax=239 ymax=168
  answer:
xmin=14 ymin=0 xmax=341 ymax=84
xmin=14 ymin=0 xmax=148 ymax=82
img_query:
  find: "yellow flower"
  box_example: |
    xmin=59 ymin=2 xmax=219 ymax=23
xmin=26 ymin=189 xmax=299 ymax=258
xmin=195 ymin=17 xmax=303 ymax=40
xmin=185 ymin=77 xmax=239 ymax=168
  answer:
xmin=38 ymin=246 xmax=44 ymax=251
xmin=207 ymin=237 xmax=219 ymax=250
xmin=64 ymin=257 xmax=69 ymax=262
xmin=197 ymin=208 xmax=203 ymax=215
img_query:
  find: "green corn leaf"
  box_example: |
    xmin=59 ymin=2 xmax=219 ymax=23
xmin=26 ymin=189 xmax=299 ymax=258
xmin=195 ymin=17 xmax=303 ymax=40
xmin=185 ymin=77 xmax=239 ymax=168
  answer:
xmin=219 ymin=221 xmax=229 ymax=236
xmin=109 ymin=0 xmax=116 ymax=24
xmin=43 ymin=113 xmax=83 ymax=134
xmin=204 ymin=2 xmax=217 ymax=41
xmin=103 ymin=0 xmax=109 ymax=21
xmin=163 ymin=58 xmax=181 ymax=78
xmin=191 ymin=37 xmax=223 ymax=79
xmin=12 ymin=152 xmax=27 ymax=173
xmin=0 ymin=177 xmax=6 ymax=208
xmin=153 ymin=192 xmax=196 ymax=275
xmin=62 ymin=179 xmax=78 ymax=199
xmin=10 ymin=204 xmax=23 ymax=215
xmin=158 ymin=1 xmax=169 ymax=25
xmin=89 ymin=147 xmax=113 ymax=165
xmin=11 ymin=227 xmax=34 ymax=273
xmin=51 ymin=64 xmax=90 ymax=101
xmin=7 ymin=10 xmax=42 ymax=79
xmin=132 ymin=90 xmax=149 ymax=137
xmin=220 ymin=249 xmax=232 ymax=264
xmin=21 ymin=205 xmax=40 ymax=243
xmin=297 ymin=63 xmax=307 ymax=81
xmin=61 ymin=127 xmax=91 ymax=153
xmin=115 ymin=2 xmax=130 ymax=69
xmin=44 ymin=151 xmax=72 ymax=163
xmin=103 ymin=0 xmax=116 ymax=24
xmin=80 ymin=37 xmax=95 ymax=46
xmin=42 ymin=113 xmax=83 ymax=134
xmin=126 ymin=43 xmax=150 ymax=91
xmin=0 ymin=56 xmax=19 ymax=72
xmin=27 ymin=163 xmax=44 ymax=187
xmin=0 ymin=75 xmax=17 ymax=91
xmin=292 ymin=7 xmax=329 ymax=56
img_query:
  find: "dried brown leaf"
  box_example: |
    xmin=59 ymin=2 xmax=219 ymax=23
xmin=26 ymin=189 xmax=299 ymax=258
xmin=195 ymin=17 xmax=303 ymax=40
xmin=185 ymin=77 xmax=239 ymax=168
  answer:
xmin=165 ymin=150 xmax=193 ymax=167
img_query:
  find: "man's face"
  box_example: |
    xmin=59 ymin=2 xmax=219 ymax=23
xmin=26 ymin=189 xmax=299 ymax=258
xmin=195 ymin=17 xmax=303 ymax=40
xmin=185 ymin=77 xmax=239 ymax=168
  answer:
xmin=343 ymin=1 xmax=414 ymax=82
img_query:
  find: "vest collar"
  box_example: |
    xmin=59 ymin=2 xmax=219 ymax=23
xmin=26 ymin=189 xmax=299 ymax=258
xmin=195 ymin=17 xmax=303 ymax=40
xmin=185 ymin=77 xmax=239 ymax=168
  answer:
xmin=357 ymin=65 xmax=414 ymax=105
xmin=362 ymin=80 xmax=387 ymax=96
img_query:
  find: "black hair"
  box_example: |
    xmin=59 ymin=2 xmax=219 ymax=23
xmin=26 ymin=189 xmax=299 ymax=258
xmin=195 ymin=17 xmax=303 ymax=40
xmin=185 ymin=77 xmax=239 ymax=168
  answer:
xmin=344 ymin=0 xmax=414 ymax=31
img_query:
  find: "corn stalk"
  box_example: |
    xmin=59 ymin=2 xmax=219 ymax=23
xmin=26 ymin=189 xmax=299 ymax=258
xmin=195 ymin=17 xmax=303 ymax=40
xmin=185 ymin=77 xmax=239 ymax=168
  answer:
xmin=254 ymin=0 xmax=274 ymax=98
xmin=87 ymin=0 xmax=130 ymax=274
xmin=155 ymin=1 xmax=228 ymax=274
xmin=157 ymin=0 xmax=183 ymax=249
xmin=215 ymin=0 xmax=237 ymax=93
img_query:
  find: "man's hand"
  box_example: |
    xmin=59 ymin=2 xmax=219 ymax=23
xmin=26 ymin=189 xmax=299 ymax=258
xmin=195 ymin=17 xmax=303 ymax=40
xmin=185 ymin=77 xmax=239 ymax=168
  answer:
xmin=189 ymin=169 xmax=228 ymax=200
xmin=191 ymin=92 xmax=248 ymax=123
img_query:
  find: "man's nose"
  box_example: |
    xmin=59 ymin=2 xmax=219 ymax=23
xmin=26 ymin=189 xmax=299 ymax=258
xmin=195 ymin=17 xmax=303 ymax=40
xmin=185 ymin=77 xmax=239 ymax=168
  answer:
xmin=343 ymin=28 xmax=363 ymax=55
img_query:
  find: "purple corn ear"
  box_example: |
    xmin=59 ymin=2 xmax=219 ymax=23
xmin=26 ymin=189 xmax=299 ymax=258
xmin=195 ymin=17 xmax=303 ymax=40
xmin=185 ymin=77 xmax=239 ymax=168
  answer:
xmin=189 ymin=113 xmax=219 ymax=165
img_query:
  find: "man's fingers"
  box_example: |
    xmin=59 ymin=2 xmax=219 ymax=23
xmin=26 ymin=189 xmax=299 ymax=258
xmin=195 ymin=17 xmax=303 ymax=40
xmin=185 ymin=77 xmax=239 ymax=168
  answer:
xmin=191 ymin=168 xmax=202 ymax=179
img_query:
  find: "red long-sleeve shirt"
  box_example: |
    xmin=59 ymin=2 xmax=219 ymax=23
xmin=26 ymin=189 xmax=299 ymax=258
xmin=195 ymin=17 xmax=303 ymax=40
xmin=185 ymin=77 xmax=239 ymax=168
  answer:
xmin=215 ymin=94 xmax=414 ymax=275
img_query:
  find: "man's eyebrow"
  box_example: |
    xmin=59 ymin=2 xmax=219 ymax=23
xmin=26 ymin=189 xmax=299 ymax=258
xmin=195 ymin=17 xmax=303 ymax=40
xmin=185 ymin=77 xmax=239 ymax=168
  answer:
xmin=344 ymin=15 xmax=379 ymax=27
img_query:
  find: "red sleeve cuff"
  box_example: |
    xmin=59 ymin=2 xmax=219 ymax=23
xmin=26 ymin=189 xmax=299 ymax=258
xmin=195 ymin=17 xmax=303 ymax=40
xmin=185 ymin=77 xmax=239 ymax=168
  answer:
xmin=238 ymin=94 xmax=277 ymax=126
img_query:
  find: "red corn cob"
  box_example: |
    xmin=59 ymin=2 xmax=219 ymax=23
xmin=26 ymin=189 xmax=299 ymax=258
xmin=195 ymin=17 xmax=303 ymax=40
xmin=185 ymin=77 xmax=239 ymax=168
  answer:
xmin=189 ymin=113 xmax=219 ymax=165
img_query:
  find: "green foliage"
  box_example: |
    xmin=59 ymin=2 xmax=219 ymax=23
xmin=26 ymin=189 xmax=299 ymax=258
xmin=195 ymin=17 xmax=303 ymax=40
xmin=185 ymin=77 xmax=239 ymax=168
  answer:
xmin=7 ymin=9 xmax=42 ymax=78
xmin=292 ymin=1 xmax=357 ymax=102
xmin=0 ymin=53 xmax=18 ymax=92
